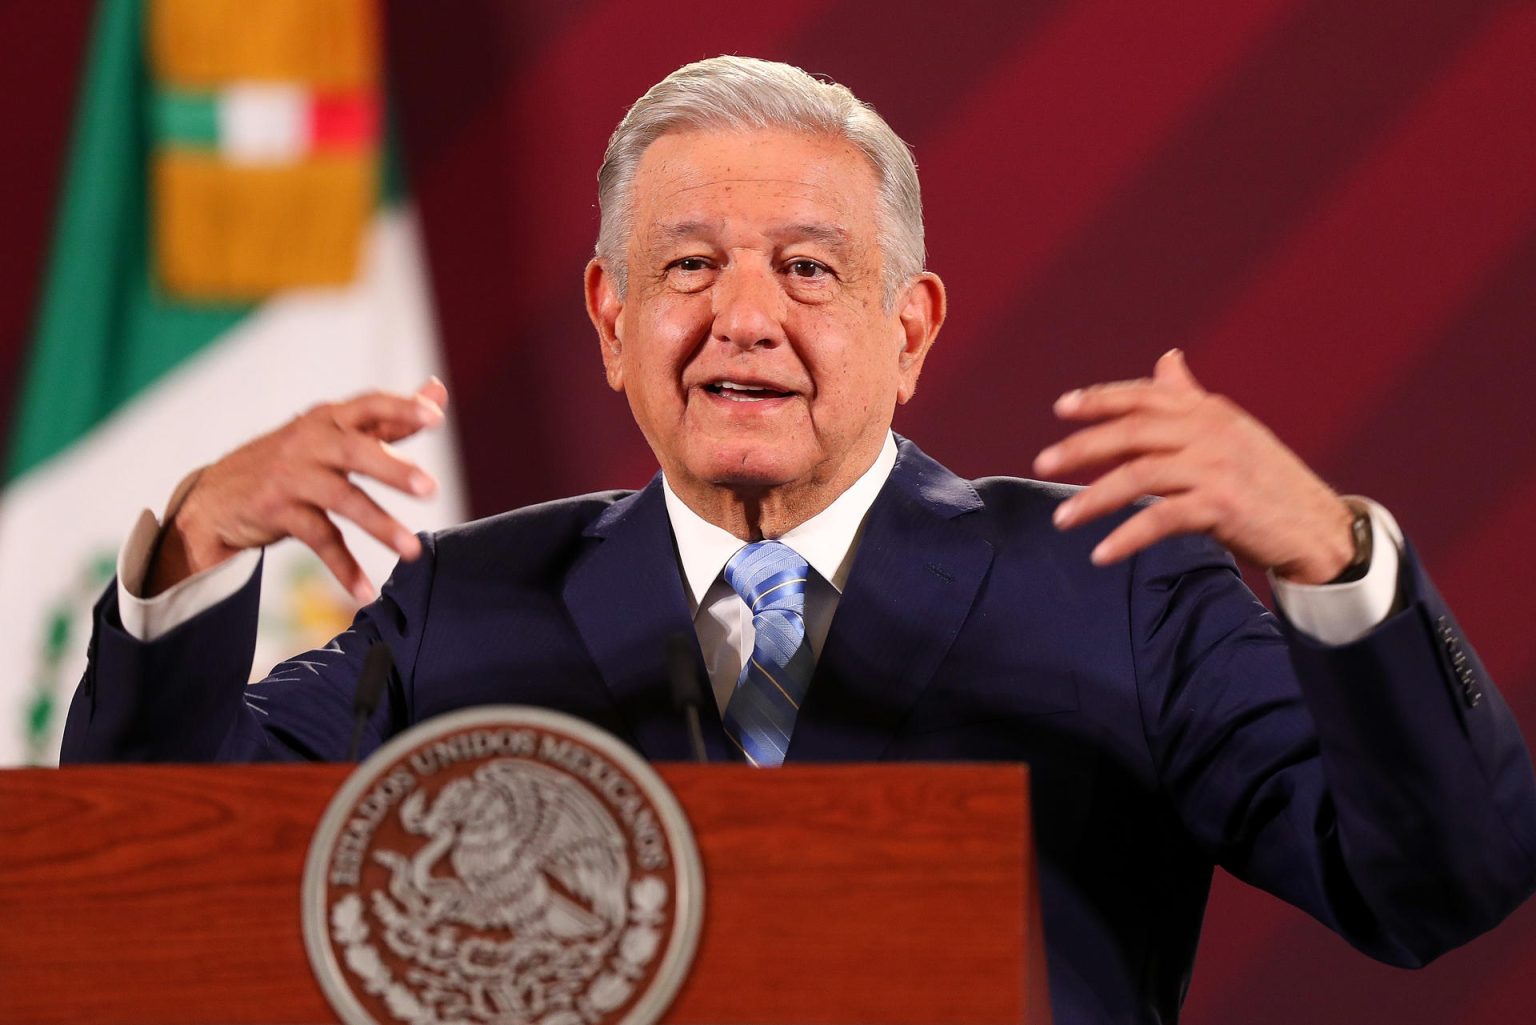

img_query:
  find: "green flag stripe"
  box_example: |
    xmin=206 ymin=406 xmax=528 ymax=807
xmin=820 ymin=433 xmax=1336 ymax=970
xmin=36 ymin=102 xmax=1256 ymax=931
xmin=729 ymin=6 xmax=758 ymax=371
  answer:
xmin=4 ymin=0 xmax=249 ymax=484
xmin=4 ymin=0 xmax=408 ymax=484
xmin=152 ymin=89 xmax=219 ymax=148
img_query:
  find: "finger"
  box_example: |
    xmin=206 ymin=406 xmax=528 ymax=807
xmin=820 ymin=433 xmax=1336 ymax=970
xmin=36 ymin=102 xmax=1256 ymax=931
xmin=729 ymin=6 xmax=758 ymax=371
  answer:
xmin=1035 ymin=413 xmax=1195 ymax=478
xmin=1052 ymin=453 xmax=1193 ymax=529
xmin=417 ymin=375 xmax=449 ymax=412
xmin=1053 ymin=378 xmax=1200 ymax=422
xmin=1089 ymin=495 xmax=1217 ymax=567
xmin=364 ymin=417 xmax=441 ymax=445
xmin=312 ymin=428 xmax=437 ymax=498
xmin=1153 ymin=347 xmax=1202 ymax=391
xmin=330 ymin=391 xmax=445 ymax=439
xmin=296 ymin=472 xmax=423 ymax=561
xmin=284 ymin=507 xmax=374 ymax=604
xmin=364 ymin=379 xmax=451 ymax=445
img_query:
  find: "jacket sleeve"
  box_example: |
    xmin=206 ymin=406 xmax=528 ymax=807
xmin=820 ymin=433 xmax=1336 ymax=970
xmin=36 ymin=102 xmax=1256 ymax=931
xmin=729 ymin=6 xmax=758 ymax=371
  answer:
xmin=1131 ymin=535 xmax=1536 ymax=966
xmin=59 ymin=533 xmax=441 ymax=764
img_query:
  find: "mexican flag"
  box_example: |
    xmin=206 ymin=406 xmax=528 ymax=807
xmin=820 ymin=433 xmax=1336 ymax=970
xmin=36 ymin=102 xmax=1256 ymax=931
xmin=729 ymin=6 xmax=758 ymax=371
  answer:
xmin=0 ymin=0 xmax=465 ymax=765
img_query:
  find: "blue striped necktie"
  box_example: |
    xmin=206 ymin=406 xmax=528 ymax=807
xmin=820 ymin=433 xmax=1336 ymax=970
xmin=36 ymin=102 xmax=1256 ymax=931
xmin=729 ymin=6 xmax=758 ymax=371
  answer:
xmin=722 ymin=541 xmax=814 ymax=767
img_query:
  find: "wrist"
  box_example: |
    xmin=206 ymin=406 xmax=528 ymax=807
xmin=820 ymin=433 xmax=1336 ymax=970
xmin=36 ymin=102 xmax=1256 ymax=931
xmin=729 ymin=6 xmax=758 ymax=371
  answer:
xmin=1322 ymin=497 xmax=1373 ymax=584
xmin=1274 ymin=497 xmax=1362 ymax=585
xmin=144 ymin=475 xmax=240 ymax=596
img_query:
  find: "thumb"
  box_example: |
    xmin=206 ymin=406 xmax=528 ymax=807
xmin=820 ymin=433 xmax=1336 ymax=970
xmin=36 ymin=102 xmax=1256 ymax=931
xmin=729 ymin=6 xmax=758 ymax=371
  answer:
xmin=417 ymin=375 xmax=449 ymax=413
xmin=1154 ymin=348 xmax=1202 ymax=392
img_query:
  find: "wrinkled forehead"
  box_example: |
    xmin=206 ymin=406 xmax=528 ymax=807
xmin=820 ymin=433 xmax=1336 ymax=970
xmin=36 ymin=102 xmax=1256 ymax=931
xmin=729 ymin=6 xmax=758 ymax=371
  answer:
xmin=627 ymin=128 xmax=882 ymax=247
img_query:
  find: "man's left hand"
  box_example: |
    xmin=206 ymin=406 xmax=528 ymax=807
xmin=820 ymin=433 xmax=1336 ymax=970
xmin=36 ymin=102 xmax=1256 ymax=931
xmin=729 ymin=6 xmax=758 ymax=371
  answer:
xmin=1034 ymin=349 xmax=1356 ymax=584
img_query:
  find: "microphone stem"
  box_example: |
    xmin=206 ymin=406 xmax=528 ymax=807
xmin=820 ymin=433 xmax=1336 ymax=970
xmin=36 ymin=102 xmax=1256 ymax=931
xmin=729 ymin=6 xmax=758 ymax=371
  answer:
xmin=345 ymin=717 xmax=368 ymax=763
xmin=683 ymin=704 xmax=707 ymax=764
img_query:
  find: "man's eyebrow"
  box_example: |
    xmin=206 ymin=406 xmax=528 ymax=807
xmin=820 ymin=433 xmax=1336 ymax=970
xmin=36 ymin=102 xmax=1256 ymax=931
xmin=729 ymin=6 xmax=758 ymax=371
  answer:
xmin=646 ymin=220 xmax=855 ymax=253
xmin=770 ymin=223 xmax=854 ymax=253
xmin=648 ymin=220 xmax=718 ymax=249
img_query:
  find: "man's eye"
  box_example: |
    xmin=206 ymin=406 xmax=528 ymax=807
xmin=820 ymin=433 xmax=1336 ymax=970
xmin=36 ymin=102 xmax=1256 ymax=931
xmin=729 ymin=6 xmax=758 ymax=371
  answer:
xmin=786 ymin=259 xmax=830 ymax=279
xmin=670 ymin=257 xmax=711 ymax=272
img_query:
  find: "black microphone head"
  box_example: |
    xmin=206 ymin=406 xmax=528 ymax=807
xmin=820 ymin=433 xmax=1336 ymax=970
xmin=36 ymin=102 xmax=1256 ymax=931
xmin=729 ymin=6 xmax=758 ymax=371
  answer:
xmin=666 ymin=632 xmax=710 ymax=764
xmin=666 ymin=632 xmax=701 ymax=710
xmin=355 ymin=640 xmax=394 ymax=717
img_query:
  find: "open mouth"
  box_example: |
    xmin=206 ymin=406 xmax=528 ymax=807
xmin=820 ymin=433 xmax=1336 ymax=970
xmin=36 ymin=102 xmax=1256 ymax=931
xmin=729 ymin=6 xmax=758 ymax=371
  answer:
xmin=704 ymin=381 xmax=793 ymax=402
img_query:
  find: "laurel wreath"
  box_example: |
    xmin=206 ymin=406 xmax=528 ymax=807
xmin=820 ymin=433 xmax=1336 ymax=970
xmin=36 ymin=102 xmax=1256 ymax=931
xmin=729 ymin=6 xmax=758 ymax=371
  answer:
xmin=331 ymin=876 xmax=669 ymax=1025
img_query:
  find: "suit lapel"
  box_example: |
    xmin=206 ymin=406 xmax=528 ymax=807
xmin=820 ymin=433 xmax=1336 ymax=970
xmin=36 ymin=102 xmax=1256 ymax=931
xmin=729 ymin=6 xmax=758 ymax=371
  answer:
xmin=788 ymin=439 xmax=995 ymax=762
xmin=565 ymin=441 xmax=994 ymax=766
xmin=563 ymin=479 xmax=732 ymax=762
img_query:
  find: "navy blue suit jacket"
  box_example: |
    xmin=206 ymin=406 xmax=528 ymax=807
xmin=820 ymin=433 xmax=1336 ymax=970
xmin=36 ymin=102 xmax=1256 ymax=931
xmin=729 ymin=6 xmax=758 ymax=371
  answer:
xmin=63 ymin=437 xmax=1536 ymax=1025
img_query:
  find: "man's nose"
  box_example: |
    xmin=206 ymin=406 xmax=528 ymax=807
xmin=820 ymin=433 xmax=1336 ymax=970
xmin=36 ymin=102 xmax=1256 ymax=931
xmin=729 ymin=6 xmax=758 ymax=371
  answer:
xmin=712 ymin=262 xmax=786 ymax=350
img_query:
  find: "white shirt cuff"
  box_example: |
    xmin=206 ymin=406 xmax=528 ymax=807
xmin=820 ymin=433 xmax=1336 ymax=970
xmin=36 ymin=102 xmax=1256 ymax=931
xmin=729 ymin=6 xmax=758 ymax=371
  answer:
xmin=116 ymin=472 xmax=262 ymax=643
xmin=1269 ymin=497 xmax=1405 ymax=646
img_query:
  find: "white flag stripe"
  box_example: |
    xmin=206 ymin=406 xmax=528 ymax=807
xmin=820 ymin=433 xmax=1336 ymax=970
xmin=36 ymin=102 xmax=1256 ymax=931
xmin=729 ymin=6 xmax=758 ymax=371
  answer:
xmin=0 ymin=209 xmax=465 ymax=765
xmin=220 ymin=82 xmax=308 ymax=165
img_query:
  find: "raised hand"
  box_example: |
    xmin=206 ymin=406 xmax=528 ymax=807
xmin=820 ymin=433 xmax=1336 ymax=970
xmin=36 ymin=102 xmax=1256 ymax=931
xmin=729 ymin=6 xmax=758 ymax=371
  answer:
xmin=1034 ymin=350 xmax=1356 ymax=584
xmin=146 ymin=378 xmax=449 ymax=602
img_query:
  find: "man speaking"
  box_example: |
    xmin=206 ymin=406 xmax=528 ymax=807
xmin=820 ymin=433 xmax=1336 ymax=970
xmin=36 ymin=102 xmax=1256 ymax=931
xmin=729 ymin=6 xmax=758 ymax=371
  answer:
xmin=62 ymin=57 xmax=1536 ymax=1024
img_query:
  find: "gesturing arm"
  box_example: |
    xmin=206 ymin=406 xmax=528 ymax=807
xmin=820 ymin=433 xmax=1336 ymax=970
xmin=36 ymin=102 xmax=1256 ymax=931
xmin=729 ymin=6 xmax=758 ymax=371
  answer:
xmin=1036 ymin=349 xmax=1358 ymax=584
xmin=61 ymin=380 xmax=451 ymax=763
xmin=145 ymin=378 xmax=448 ymax=604
xmin=1051 ymin=351 xmax=1536 ymax=959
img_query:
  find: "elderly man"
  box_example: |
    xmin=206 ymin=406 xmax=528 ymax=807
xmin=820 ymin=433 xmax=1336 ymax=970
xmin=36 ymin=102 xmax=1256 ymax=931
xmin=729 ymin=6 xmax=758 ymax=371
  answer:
xmin=63 ymin=57 xmax=1536 ymax=1025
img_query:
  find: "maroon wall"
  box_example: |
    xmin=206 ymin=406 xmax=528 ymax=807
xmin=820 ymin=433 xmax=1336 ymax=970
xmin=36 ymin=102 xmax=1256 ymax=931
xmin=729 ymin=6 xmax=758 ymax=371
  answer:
xmin=0 ymin=1 xmax=93 ymax=447
xmin=5 ymin=2 xmax=1535 ymax=1020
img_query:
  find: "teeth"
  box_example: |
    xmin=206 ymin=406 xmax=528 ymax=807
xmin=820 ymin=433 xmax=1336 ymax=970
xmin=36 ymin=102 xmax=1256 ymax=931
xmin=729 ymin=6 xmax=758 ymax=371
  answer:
xmin=713 ymin=381 xmax=777 ymax=402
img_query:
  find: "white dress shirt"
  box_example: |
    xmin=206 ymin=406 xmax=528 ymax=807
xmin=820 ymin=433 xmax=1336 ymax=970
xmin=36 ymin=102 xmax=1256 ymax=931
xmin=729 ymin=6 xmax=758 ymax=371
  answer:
xmin=118 ymin=434 xmax=1404 ymax=706
xmin=662 ymin=434 xmax=900 ymax=712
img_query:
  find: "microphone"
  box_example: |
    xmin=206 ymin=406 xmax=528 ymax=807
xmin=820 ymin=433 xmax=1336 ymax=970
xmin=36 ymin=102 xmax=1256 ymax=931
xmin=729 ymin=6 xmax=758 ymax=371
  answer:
xmin=345 ymin=641 xmax=394 ymax=761
xmin=666 ymin=633 xmax=709 ymax=764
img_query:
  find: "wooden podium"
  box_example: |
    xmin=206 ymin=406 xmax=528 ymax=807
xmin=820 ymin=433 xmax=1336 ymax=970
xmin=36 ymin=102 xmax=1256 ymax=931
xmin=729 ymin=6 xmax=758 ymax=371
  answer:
xmin=0 ymin=764 xmax=1051 ymax=1024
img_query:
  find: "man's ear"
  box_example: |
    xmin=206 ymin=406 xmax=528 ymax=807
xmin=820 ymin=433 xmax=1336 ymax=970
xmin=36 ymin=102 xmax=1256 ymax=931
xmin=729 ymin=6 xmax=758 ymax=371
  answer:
xmin=895 ymin=271 xmax=947 ymax=404
xmin=585 ymin=259 xmax=626 ymax=392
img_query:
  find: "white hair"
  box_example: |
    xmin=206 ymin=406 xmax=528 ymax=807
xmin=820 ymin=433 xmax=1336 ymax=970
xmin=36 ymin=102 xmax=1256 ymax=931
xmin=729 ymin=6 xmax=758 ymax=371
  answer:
xmin=595 ymin=55 xmax=925 ymax=308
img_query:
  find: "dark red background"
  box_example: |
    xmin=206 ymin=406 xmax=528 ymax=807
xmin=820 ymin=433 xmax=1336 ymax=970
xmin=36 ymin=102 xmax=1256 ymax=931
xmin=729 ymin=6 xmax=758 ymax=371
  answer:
xmin=4 ymin=2 xmax=1534 ymax=1021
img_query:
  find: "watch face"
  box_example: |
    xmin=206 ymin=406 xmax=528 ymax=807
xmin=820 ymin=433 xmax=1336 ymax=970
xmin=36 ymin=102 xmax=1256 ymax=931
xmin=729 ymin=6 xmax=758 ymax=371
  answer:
xmin=1349 ymin=505 xmax=1373 ymax=568
xmin=1329 ymin=501 xmax=1373 ymax=584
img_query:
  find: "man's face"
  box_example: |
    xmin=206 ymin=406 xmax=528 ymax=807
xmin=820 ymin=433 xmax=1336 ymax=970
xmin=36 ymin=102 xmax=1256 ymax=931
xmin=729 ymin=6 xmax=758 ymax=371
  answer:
xmin=587 ymin=128 xmax=942 ymax=523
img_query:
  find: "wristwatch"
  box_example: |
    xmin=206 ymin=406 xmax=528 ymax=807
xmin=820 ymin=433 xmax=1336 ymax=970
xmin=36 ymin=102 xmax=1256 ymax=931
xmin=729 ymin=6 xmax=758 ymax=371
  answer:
xmin=1328 ymin=498 xmax=1373 ymax=584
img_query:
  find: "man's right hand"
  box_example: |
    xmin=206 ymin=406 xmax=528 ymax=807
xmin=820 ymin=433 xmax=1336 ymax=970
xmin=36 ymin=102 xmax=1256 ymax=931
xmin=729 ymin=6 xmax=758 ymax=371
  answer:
xmin=146 ymin=378 xmax=448 ymax=603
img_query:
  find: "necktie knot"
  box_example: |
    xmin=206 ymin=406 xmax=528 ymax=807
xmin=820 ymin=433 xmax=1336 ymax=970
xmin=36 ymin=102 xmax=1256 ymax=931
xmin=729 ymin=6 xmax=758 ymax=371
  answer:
xmin=725 ymin=540 xmax=808 ymax=617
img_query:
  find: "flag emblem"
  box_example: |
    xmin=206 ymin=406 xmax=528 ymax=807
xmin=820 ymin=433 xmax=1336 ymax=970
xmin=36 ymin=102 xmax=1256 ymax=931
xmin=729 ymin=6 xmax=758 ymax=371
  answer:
xmin=148 ymin=0 xmax=380 ymax=299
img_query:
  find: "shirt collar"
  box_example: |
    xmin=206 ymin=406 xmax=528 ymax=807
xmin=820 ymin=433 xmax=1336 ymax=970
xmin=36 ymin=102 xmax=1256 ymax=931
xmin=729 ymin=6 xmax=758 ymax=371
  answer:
xmin=662 ymin=432 xmax=899 ymax=610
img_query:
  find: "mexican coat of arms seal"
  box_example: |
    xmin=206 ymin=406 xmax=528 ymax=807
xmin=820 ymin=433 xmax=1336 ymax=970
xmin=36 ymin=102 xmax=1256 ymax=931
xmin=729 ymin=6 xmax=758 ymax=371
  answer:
xmin=302 ymin=706 xmax=704 ymax=1025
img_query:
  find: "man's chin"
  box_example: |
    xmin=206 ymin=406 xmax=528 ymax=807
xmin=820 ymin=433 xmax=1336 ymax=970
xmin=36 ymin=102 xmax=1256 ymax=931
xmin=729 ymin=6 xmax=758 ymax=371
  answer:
xmin=690 ymin=451 xmax=808 ymax=493
xmin=704 ymin=467 xmax=797 ymax=492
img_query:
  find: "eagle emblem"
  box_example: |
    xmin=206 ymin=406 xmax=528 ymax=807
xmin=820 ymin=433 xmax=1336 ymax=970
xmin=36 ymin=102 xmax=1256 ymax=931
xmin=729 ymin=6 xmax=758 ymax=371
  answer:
xmin=304 ymin=709 xmax=702 ymax=1025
